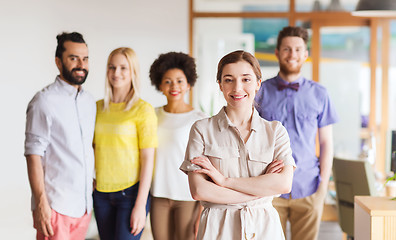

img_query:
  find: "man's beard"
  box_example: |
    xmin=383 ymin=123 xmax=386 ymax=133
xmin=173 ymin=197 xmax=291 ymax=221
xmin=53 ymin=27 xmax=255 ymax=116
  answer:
xmin=61 ymin=62 xmax=88 ymax=86
xmin=279 ymin=61 xmax=302 ymax=76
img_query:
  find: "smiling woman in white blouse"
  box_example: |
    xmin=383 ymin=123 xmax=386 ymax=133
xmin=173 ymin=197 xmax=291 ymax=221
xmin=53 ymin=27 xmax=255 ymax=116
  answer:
xmin=180 ymin=50 xmax=296 ymax=240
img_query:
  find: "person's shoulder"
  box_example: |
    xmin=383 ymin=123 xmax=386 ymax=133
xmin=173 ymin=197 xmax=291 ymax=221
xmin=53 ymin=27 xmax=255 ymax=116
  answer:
xmin=300 ymin=78 xmax=330 ymax=101
xmin=135 ymin=98 xmax=155 ymax=110
xmin=197 ymin=111 xmax=224 ymax=129
xmin=191 ymin=115 xmax=212 ymax=128
xmin=27 ymin=82 xmax=63 ymax=116
xmin=40 ymin=80 xmax=59 ymax=94
xmin=154 ymin=106 xmax=163 ymax=115
xmin=96 ymin=99 xmax=104 ymax=108
xmin=264 ymin=76 xmax=277 ymax=81
xmin=272 ymin=119 xmax=286 ymax=130
xmin=261 ymin=76 xmax=277 ymax=87
xmin=268 ymin=120 xmax=288 ymax=136
xmin=303 ymin=78 xmax=328 ymax=92
xmin=191 ymin=109 xmax=209 ymax=119
xmin=137 ymin=98 xmax=153 ymax=107
xmin=255 ymin=112 xmax=285 ymax=132
xmin=28 ymin=82 xmax=57 ymax=105
xmin=259 ymin=116 xmax=282 ymax=128
xmin=133 ymin=99 xmax=156 ymax=116
xmin=193 ymin=116 xmax=210 ymax=124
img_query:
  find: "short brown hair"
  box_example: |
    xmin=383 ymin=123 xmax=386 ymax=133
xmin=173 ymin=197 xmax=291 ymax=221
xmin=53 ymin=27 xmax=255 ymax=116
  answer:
xmin=216 ymin=50 xmax=261 ymax=82
xmin=276 ymin=26 xmax=308 ymax=50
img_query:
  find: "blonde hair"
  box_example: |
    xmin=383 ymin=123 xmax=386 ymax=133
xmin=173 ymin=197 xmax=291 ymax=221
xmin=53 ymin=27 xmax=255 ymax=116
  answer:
xmin=103 ymin=47 xmax=141 ymax=111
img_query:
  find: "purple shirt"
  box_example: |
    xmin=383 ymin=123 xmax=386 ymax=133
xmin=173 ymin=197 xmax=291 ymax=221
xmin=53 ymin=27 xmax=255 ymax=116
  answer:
xmin=255 ymin=75 xmax=338 ymax=199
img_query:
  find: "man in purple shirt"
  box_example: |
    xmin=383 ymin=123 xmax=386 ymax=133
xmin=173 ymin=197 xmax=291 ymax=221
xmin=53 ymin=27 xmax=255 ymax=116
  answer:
xmin=255 ymin=26 xmax=338 ymax=240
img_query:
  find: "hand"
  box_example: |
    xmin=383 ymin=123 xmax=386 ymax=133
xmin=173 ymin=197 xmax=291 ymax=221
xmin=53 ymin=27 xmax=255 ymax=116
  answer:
xmin=33 ymin=200 xmax=53 ymax=237
xmin=130 ymin=204 xmax=146 ymax=236
xmin=191 ymin=156 xmax=226 ymax=187
xmin=265 ymin=159 xmax=284 ymax=174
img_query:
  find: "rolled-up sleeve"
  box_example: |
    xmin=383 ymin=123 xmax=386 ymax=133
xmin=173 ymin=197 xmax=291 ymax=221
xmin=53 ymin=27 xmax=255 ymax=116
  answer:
xmin=180 ymin=121 xmax=205 ymax=174
xmin=24 ymin=96 xmax=51 ymax=156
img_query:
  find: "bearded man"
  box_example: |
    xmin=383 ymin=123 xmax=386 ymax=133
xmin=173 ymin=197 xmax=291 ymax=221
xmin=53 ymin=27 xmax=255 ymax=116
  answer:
xmin=255 ymin=26 xmax=338 ymax=240
xmin=24 ymin=32 xmax=96 ymax=240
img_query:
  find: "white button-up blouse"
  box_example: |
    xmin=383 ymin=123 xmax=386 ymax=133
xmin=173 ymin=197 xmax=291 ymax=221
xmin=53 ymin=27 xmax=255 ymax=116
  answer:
xmin=180 ymin=107 xmax=295 ymax=240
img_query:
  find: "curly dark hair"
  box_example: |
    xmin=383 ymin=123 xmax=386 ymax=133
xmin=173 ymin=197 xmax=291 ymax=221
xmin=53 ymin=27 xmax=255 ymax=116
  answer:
xmin=149 ymin=52 xmax=197 ymax=91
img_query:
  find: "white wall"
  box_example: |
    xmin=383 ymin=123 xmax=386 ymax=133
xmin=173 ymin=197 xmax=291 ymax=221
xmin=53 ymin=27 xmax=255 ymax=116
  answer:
xmin=0 ymin=0 xmax=188 ymax=238
xmin=193 ymin=18 xmax=249 ymax=115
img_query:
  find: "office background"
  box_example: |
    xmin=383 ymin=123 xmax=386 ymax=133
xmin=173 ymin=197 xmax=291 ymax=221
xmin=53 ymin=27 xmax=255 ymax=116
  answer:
xmin=2 ymin=0 xmax=396 ymax=238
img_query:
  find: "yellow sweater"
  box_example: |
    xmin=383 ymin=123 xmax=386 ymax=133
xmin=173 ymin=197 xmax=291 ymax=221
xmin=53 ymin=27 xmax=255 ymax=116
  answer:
xmin=94 ymin=99 xmax=158 ymax=192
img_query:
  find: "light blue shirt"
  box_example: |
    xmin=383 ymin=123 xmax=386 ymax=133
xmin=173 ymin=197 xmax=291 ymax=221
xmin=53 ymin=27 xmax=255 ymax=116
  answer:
xmin=25 ymin=76 xmax=96 ymax=218
xmin=255 ymin=75 xmax=338 ymax=199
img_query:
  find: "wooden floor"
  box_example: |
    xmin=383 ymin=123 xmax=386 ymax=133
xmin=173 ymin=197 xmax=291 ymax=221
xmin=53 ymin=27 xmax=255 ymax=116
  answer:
xmin=140 ymin=221 xmax=344 ymax=240
xmin=86 ymin=216 xmax=344 ymax=240
xmin=139 ymin=203 xmax=345 ymax=240
xmin=140 ymin=220 xmax=345 ymax=240
xmin=316 ymin=221 xmax=344 ymax=240
xmin=88 ymin=220 xmax=344 ymax=240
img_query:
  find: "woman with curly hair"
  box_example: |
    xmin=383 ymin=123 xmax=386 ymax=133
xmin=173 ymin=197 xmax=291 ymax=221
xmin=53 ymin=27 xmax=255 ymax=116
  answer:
xmin=149 ymin=52 xmax=206 ymax=240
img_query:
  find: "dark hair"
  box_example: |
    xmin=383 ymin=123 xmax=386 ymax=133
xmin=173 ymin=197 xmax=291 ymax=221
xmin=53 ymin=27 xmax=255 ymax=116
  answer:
xmin=216 ymin=50 xmax=262 ymax=82
xmin=149 ymin=52 xmax=197 ymax=91
xmin=276 ymin=26 xmax=308 ymax=50
xmin=55 ymin=32 xmax=86 ymax=58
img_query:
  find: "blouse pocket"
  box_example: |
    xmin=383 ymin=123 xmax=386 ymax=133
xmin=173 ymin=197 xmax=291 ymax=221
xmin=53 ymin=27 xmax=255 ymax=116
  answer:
xmin=247 ymin=150 xmax=273 ymax=176
xmin=204 ymin=144 xmax=239 ymax=175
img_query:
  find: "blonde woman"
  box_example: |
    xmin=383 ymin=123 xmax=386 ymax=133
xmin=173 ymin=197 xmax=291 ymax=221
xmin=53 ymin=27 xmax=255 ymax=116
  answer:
xmin=93 ymin=47 xmax=157 ymax=240
xmin=180 ymin=50 xmax=295 ymax=240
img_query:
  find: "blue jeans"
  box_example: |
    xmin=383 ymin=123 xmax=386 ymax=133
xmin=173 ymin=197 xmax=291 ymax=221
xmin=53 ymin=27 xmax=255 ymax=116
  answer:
xmin=93 ymin=182 xmax=150 ymax=240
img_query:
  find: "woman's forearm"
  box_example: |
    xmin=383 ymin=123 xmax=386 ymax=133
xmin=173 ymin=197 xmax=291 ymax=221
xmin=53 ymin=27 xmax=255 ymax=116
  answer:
xmin=135 ymin=148 xmax=155 ymax=207
xmin=188 ymin=172 xmax=259 ymax=204
xmin=223 ymin=165 xmax=294 ymax=197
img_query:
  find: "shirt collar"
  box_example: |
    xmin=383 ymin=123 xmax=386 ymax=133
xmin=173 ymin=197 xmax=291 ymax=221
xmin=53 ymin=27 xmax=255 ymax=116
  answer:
xmin=216 ymin=107 xmax=262 ymax=133
xmin=216 ymin=107 xmax=231 ymax=132
xmin=250 ymin=109 xmax=263 ymax=132
xmin=276 ymin=74 xmax=304 ymax=85
xmin=55 ymin=75 xmax=84 ymax=96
